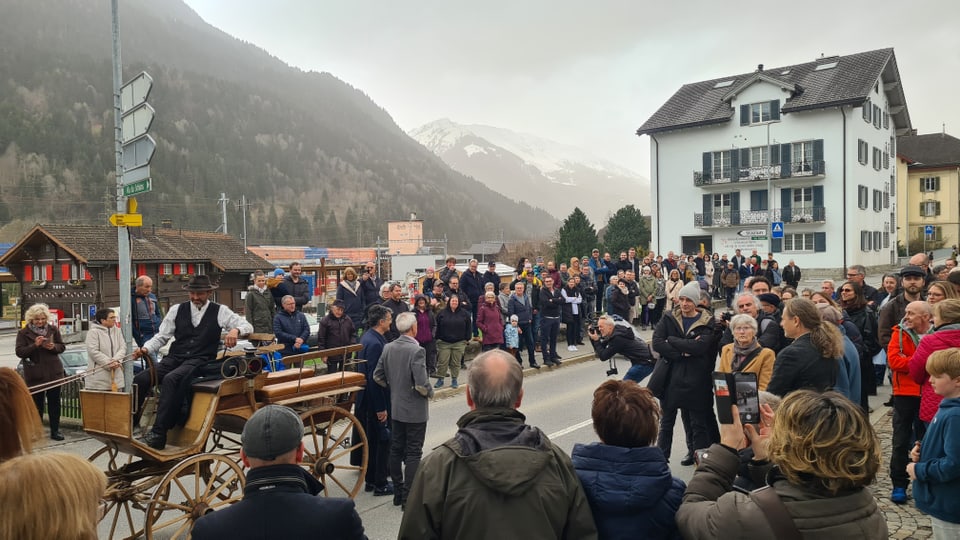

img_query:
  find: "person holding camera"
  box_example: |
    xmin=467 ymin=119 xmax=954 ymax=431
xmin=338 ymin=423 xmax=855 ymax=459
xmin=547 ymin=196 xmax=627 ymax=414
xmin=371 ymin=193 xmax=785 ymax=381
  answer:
xmin=590 ymin=315 xmax=654 ymax=382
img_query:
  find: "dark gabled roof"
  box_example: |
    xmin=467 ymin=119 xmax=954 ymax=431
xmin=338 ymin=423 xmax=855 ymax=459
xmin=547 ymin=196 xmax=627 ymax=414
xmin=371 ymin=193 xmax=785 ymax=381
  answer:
xmin=0 ymin=224 xmax=271 ymax=272
xmin=637 ymin=48 xmax=912 ymax=136
xmin=461 ymin=242 xmax=507 ymax=255
xmin=897 ymin=133 xmax=960 ymax=168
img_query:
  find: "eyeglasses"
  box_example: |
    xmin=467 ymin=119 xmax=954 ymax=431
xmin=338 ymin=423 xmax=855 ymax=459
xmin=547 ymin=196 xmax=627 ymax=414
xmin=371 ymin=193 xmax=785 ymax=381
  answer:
xmin=840 ymin=288 xmax=854 ymax=293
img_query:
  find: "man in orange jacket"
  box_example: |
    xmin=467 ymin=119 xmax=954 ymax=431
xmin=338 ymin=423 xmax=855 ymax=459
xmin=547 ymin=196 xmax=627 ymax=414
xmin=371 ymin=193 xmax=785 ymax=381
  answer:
xmin=886 ymin=300 xmax=932 ymax=504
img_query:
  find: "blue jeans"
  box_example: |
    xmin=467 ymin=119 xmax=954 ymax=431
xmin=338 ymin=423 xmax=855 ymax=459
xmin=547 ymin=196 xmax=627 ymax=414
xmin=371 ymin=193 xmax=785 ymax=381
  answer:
xmin=624 ymin=362 xmax=655 ymax=383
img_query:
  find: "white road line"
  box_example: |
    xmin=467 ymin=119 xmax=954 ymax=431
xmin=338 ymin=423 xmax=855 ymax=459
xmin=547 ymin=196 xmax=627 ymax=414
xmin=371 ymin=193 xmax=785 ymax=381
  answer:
xmin=547 ymin=419 xmax=593 ymax=440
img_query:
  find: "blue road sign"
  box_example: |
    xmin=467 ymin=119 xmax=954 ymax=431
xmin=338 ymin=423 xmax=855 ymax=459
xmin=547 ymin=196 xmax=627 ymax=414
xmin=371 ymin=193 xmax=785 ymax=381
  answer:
xmin=771 ymin=221 xmax=784 ymax=239
xmin=925 ymin=225 xmax=935 ymax=235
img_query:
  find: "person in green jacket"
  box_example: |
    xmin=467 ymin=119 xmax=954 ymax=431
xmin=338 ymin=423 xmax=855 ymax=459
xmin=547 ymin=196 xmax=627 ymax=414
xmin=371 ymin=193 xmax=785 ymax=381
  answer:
xmin=398 ymin=349 xmax=598 ymax=540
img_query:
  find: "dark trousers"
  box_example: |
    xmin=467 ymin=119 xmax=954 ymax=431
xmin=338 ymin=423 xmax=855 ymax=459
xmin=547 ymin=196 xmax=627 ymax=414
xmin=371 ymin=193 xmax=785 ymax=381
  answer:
xmin=133 ymin=355 xmax=207 ymax=432
xmin=470 ymin=304 xmax=480 ymax=337
xmin=363 ymin=409 xmax=390 ymax=488
xmin=566 ymin=314 xmax=581 ymax=346
xmin=540 ymin=317 xmax=559 ymax=361
xmin=518 ymin=322 xmax=536 ymax=364
xmin=595 ymin=283 xmax=605 ymax=312
xmin=725 ymin=287 xmax=736 ymax=309
xmin=327 ymin=354 xmax=346 ymax=374
xmin=481 ymin=343 xmax=505 ymax=352
xmin=421 ymin=340 xmax=437 ymax=375
xmin=658 ymin=404 xmax=713 ymax=460
xmin=33 ymin=386 xmax=61 ymax=434
xmin=389 ymin=420 xmax=427 ymax=503
xmin=891 ymin=395 xmax=926 ymax=489
xmin=652 ymin=298 xmax=666 ymax=326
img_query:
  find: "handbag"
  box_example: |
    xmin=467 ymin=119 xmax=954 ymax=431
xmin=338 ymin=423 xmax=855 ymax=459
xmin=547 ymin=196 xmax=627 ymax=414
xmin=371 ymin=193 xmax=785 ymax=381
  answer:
xmin=645 ymin=347 xmax=671 ymax=399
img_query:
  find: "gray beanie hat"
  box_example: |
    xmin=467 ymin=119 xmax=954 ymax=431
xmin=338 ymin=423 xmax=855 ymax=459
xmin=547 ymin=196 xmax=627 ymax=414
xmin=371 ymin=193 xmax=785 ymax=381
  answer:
xmin=678 ymin=281 xmax=701 ymax=302
xmin=242 ymin=405 xmax=304 ymax=460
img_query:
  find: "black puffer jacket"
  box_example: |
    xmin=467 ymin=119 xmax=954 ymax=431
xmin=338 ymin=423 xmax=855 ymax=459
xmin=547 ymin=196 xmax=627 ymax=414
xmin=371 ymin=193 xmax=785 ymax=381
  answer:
xmin=652 ymin=309 xmax=719 ymax=410
xmin=592 ymin=324 xmax=653 ymax=366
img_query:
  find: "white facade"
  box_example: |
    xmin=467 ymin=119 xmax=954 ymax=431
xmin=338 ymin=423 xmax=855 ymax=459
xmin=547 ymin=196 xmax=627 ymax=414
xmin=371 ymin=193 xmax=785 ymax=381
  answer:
xmin=647 ymin=76 xmax=899 ymax=269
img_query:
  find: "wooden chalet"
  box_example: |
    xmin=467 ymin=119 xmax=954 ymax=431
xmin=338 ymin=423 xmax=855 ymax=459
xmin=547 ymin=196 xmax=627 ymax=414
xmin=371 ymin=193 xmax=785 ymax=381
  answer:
xmin=0 ymin=224 xmax=272 ymax=327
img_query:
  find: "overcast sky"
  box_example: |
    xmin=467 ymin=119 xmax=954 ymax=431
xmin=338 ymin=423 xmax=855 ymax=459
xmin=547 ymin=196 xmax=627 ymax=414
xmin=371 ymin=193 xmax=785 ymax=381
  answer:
xmin=183 ymin=0 xmax=959 ymax=177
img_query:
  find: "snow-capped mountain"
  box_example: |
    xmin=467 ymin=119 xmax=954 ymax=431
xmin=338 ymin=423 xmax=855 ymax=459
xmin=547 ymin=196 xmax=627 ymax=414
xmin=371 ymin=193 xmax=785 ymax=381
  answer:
xmin=409 ymin=119 xmax=650 ymax=223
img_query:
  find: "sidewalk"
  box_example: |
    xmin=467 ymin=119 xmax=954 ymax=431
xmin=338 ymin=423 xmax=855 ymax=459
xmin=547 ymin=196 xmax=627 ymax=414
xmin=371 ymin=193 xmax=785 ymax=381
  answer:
xmin=869 ymin=385 xmax=933 ymax=539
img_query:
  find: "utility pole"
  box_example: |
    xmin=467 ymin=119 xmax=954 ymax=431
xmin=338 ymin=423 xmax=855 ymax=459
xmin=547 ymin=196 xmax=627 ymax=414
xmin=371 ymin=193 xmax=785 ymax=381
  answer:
xmin=217 ymin=192 xmax=229 ymax=234
xmin=236 ymin=195 xmax=253 ymax=253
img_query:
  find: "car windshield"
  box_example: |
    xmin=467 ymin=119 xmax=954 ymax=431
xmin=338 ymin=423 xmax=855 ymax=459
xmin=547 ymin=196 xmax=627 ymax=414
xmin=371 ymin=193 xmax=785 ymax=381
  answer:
xmin=303 ymin=313 xmax=318 ymax=325
xmin=60 ymin=350 xmax=88 ymax=368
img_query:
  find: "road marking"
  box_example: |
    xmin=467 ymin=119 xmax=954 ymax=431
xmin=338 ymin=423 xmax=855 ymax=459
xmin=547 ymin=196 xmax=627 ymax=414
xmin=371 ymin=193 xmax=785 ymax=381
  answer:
xmin=547 ymin=419 xmax=593 ymax=440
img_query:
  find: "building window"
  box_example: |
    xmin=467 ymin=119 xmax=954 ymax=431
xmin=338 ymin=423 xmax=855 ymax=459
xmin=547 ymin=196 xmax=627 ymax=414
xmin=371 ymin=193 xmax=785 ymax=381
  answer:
xmin=750 ymin=102 xmax=771 ymax=124
xmin=883 ymin=230 xmax=890 ymax=249
xmin=858 ymin=185 xmax=869 ymax=209
xmin=857 ymin=139 xmax=869 ymax=165
xmin=873 ymin=231 xmax=882 ymax=251
xmin=883 ymin=189 xmax=890 ymax=209
xmin=883 ymin=151 xmax=889 ymax=169
xmin=750 ymin=190 xmax=768 ymax=211
xmin=862 ymin=98 xmax=872 ymax=123
xmin=70 ymin=263 xmax=87 ymax=280
xmin=161 ymin=263 xmax=173 ymax=275
xmin=791 ymin=140 xmax=814 ymax=169
xmin=794 ymin=187 xmax=814 ymax=215
xmin=784 ymin=233 xmax=814 ymax=252
xmin=712 ymin=150 xmax=731 ymax=181
xmin=921 ymin=176 xmax=941 ymax=192
xmin=872 ymin=189 xmax=883 ymax=212
xmin=921 ymin=201 xmax=941 ymax=217
xmin=861 ymin=231 xmax=872 ymax=251
xmin=196 ymin=263 xmax=205 ymax=275
xmin=179 ymin=263 xmax=188 ymax=275
xmin=883 ymin=112 xmax=890 ymax=130
xmin=713 ymin=193 xmax=731 ymax=216
xmin=749 ymin=146 xmax=769 ymax=167
xmin=873 ymin=105 xmax=882 ymax=129
xmin=872 ymin=147 xmax=882 ymax=171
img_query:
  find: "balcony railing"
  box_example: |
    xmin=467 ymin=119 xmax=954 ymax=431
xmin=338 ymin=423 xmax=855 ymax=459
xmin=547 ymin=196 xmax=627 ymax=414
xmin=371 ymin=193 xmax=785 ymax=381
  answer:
xmin=694 ymin=207 xmax=826 ymax=227
xmin=694 ymin=160 xmax=825 ymax=186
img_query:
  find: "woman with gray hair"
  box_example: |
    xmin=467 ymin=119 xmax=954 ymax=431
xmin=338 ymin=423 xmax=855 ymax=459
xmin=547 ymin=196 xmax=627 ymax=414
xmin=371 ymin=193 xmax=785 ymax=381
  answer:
xmin=718 ymin=313 xmax=775 ymax=391
xmin=14 ymin=303 xmax=67 ymax=441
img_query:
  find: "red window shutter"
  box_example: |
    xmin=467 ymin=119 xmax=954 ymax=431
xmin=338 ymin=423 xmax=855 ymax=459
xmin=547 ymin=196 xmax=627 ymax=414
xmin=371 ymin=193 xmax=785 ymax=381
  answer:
xmin=116 ymin=266 xmax=120 ymax=280
xmin=174 ymin=264 xmax=182 ymax=275
xmin=61 ymin=264 xmax=70 ymax=280
xmin=24 ymin=266 xmax=32 ymax=281
xmin=137 ymin=264 xmax=146 ymax=276
xmin=187 ymin=264 xmax=195 ymax=275
xmin=84 ymin=268 xmax=92 ymax=280
xmin=45 ymin=265 xmax=53 ymax=281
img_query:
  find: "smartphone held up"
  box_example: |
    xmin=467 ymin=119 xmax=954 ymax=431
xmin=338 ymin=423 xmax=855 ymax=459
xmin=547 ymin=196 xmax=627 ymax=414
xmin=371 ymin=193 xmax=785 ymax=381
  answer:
xmin=712 ymin=371 xmax=760 ymax=425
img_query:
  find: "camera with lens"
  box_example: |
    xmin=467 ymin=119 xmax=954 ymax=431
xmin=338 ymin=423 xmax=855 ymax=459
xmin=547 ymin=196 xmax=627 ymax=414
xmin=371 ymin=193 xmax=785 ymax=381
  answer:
xmin=721 ymin=311 xmax=733 ymax=322
xmin=605 ymin=365 xmax=619 ymax=376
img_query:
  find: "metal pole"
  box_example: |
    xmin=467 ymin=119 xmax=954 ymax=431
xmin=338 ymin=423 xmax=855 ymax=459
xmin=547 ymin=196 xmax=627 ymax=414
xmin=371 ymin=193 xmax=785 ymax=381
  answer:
xmin=241 ymin=195 xmax=248 ymax=253
xmin=112 ymin=0 xmax=134 ymax=391
xmin=767 ymin=123 xmax=773 ymax=254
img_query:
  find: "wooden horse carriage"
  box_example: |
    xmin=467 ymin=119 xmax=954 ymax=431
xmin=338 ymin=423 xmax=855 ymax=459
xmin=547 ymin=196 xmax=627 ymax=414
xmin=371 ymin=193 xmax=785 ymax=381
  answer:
xmin=81 ymin=335 xmax=368 ymax=539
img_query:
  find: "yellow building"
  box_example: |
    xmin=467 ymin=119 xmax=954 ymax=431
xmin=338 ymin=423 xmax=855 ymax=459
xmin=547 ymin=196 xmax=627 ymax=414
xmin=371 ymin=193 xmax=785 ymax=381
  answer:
xmin=897 ymin=132 xmax=960 ymax=253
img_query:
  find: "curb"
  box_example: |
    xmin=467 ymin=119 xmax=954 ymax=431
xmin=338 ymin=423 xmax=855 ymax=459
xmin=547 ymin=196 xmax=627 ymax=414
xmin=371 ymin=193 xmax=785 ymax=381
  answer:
xmin=430 ymin=352 xmax=598 ymax=401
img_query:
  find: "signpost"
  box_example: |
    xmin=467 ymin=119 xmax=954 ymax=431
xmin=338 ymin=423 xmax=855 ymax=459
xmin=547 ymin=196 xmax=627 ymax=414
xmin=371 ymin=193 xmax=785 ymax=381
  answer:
xmin=738 ymin=229 xmax=767 ymax=240
xmin=771 ymin=221 xmax=785 ymax=239
xmin=123 ymin=178 xmax=152 ymax=197
xmin=109 ymin=213 xmax=143 ymax=227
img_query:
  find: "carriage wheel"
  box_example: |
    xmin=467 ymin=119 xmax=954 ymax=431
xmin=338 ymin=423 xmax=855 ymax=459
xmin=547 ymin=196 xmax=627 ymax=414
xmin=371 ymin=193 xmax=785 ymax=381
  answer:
xmin=144 ymin=453 xmax=245 ymax=540
xmin=299 ymin=405 xmax=368 ymax=498
xmin=88 ymin=442 xmax=133 ymax=474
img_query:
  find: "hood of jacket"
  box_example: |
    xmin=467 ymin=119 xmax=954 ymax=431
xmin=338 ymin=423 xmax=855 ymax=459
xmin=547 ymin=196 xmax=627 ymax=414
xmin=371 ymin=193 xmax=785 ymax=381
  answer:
xmin=571 ymin=443 xmax=677 ymax=511
xmin=610 ymin=323 xmax=637 ymax=341
xmin=447 ymin=408 xmax=554 ymax=497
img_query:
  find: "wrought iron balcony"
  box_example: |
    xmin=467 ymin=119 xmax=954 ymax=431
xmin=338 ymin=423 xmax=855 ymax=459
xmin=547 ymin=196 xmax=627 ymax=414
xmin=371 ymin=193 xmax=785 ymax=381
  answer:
xmin=694 ymin=207 xmax=826 ymax=227
xmin=693 ymin=160 xmax=825 ymax=186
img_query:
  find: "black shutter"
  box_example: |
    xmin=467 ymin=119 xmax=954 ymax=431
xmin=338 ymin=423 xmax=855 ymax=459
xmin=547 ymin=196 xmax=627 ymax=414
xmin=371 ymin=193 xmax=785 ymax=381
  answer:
xmin=780 ymin=143 xmax=792 ymax=178
xmin=769 ymin=99 xmax=780 ymax=121
xmin=771 ymin=238 xmax=782 ymax=253
xmin=781 ymin=188 xmax=792 ymax=222
xmin=741 ymin=104 xmax=750 ymax=126
xmin=814 ymin=232 xmax=826 ymax=252
xmin=702 ymin=152 xmax=711 ymax=182
xmin=731 ymin=192 xmax=741 ymax=225
xmin=703 ymin=194 xmax=712 ymax=226
xmin=813 ymin=186 xmax=824 ymax=221
xmin=937 ymin=201 xmax=942 ymax=216
xmin=770 ymin=144 xmax=780 ymax=169
xmin=813 ymin=139 xmax=824 ymax=175
xmin=730 ymin=150 xmax=740 ymax=182
xmin=740 ymin=148 xmax=750 ymax=175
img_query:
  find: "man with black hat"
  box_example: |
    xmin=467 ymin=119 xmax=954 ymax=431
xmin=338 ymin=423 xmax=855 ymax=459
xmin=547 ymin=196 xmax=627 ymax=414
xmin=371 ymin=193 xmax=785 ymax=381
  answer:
xmin=878 ymin=265 xmax=927 ymax=349
xmin=717 ymin=292 xmax=783 ymax=352
xmin=132 ymin=275 xmax=252 ymax=450
xmin=481 ymin=261 xmax=500 ymax=295
xmin=317 ymin=299 xmax=357 ymax=373
xmin=191 ymin=405 xmax=367 ymax=539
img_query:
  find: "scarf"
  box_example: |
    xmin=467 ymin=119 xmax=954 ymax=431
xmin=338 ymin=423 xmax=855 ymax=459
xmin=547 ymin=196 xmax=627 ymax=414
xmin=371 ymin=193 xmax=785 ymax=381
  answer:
xmin=731 ymin=338 xmax=760 ymax=371
xmin=29 ymin=323 xmax=48 ymax=336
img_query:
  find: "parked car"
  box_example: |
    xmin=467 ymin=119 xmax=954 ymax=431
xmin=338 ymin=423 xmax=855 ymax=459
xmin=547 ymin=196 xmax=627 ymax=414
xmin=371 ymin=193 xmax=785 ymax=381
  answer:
xmin=16 ymin=345 xmax=89 ymax=395
xmin=303 ymin=313 xmax=320 ymax=349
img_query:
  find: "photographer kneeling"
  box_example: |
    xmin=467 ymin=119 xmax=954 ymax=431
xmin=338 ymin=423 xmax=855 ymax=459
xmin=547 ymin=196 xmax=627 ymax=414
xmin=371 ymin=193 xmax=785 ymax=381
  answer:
xmin=589 ymin=314 xmax=653 ymax=382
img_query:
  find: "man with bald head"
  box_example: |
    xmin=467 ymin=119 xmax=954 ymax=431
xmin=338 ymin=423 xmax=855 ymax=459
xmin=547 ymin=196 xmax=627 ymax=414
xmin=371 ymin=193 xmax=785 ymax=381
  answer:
xmin=398 ymin=350 xmax=597 ymax=538
xmin=909 ymin=252 xmax=934 ymax=285
xmin=886 ymin=300 xmax=932 ymax=504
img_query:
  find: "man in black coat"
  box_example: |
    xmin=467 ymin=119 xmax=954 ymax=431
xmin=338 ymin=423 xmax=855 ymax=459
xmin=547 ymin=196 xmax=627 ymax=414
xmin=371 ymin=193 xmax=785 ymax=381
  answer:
xmin=359 ymin=261 xmax=385 ymax=308
xmin=781 ymin=260 xmax=802 ymax=289
xmin=192 ymin=405 xmax=367 ymax=540
xmin=459 ymin=259 xmax=484 ymax=338
xmin=589 ymin=315 xmax=653 ymax=382
xmin=316 ymin=299 xmax=357 ymax=372
xmin=481 ymin=261 xmax=500 ymax=295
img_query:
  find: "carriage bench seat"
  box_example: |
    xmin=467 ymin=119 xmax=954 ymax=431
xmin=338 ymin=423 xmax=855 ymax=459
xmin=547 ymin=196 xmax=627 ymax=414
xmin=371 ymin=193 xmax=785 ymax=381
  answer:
xmin=193 ymin=376 xmax=262 ymax=396
xmin=255 ymin=371 xmax=366 ymax=404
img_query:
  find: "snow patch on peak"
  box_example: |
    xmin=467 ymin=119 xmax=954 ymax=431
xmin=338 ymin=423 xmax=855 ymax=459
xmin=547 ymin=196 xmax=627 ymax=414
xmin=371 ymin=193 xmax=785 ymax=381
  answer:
xmin=463 ymin=144 xmax=488 ymax=157
xmin=408 ymin=118 xmax=473 ymax=155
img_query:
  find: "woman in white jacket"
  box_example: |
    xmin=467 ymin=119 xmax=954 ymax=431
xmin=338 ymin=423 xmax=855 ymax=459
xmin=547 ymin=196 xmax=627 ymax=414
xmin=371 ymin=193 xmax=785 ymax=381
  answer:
xmin=84 ymin=308 xmax=126 ymax=391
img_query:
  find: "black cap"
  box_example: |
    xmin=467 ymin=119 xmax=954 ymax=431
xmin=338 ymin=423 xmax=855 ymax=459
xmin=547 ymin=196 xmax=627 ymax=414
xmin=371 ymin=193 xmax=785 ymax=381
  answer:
xmin=900 ymin=265 xmax=926 ymax=278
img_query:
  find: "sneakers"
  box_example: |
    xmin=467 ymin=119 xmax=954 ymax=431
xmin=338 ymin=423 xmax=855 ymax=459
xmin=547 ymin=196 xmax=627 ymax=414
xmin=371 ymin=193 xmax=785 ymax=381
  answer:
xmin=434 ymin=378 xmax=444 ymax=388
xmin=567 ymin=345 xmax=578 ymax=352
xmin=891 ymin=487 xmax=907 ymax=504
xmin=451 ymin=378 xmax=459 ymax=389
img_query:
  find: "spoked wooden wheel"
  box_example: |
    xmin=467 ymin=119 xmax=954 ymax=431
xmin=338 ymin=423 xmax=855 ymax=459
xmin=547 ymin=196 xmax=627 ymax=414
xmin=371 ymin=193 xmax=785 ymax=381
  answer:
xmin=299 ymin=405 xmax=368 ymax=498
xmin=144 ymin=453 xmax=245 ymax=539
xmin=89 ymin=442 xmax=133 ymax=474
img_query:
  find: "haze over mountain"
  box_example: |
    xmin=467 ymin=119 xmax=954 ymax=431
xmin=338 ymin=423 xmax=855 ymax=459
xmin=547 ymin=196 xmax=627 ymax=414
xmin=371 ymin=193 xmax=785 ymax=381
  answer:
xmin=0 ymin=0 xmax=558 ymax=247
xmin=410 ymin=119 xmax=650 ymax=224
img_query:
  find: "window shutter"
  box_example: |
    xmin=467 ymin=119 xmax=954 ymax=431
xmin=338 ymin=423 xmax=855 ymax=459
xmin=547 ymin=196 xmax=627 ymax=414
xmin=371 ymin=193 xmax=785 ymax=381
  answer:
xmin=731 ymin=193 xmax=741 ymax=225
xmin=770 ymin=144 xmax=780 ymax=166
xmin=739 ymin=148 xmax=750 ymax=167
xmin=45 ymin=265 xmax=53 ymax=281
xmin=702 ymin=195 xmax=712 ymax=226
xmin=24 ymin=266 xmax=33 ymax=282
xmin=781 ymin=188 xmax=792 ymax=222
xmin=188 ymin=264 xmax=195 ymax=275
xmin=115 ymin=266 xmax=120 ymax=280
xmin=937 ymin=201 xmax=942 ymax=216
xmin=702 ymin=152 xmax=711 ymax=181
xmin=771 ymin=238 xmax=782 ymax=253
xmin=769 ymin=99 xmax=780 ymax=121
xmin=740 ymin=104 xmax=750 ymax=126
xmin=813 ymin=139 xmax=824 ymax=175
xmin=173 ymin=263 xmax=181 ymax=275
xmin=780 ymin=144 xmax=791 ymax=178
xmin=936 ymin=177 xmax=941 ymax=191
xmin=730 ymin=150 xmax=740 ymax=182
xmin=814 ymin=232 xmax=826 ymax=252
xmin=137 ymin=264 xmax=146 ymax=276
xmin=60 ymin=264 xmax=69 ymax=280
xmin=84 ymin=268 xmax=92 ymax=281
xmin=862 ymin=99 xmax=871 ymax=122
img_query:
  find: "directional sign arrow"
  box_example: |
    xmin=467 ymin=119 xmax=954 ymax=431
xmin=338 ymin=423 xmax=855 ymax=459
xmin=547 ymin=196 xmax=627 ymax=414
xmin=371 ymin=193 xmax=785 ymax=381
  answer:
xmin=122 ymin=134 xmax=156 ymax=172
xmin=121 ymin=103 xmax=155 ymax=143
xmin=109 ymin=213 xmax=143 ymax=227
xmin=738 ymin=229 xmax=766 ymax=237
xmin=120 ymin=71 xmax=153 ymax=113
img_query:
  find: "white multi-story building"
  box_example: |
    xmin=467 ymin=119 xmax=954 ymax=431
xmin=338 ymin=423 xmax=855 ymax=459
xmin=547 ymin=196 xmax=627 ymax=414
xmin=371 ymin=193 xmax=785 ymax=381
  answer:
xmin=637 ymin=48 xmax=911 ymax=269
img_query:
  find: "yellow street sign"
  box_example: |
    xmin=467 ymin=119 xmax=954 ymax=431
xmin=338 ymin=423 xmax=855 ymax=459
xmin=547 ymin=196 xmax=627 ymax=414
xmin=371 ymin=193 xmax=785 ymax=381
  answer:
xmin=109 ymin=213 xmax=143 ymax=227
xmin=127 ymin=197 xmax=138 ymax=214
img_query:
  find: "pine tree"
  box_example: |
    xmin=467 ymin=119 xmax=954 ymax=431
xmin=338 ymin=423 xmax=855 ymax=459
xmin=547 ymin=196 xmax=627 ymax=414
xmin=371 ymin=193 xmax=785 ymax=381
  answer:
xmin=602 ymin=205 xmax=650 ymax=255
xmin=555 ymin=207 xmax=599 ymax=264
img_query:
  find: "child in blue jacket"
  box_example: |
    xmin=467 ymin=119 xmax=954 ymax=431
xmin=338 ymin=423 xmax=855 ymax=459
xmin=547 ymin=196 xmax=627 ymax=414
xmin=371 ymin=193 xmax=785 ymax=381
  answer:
xmin=908 ymin=348 xmax=960 ymax=537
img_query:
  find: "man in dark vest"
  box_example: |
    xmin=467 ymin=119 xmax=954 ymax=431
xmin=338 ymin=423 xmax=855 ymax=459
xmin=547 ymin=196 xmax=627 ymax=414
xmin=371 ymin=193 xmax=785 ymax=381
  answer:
xmin=132 ymin=275 xmax=252 ymax=450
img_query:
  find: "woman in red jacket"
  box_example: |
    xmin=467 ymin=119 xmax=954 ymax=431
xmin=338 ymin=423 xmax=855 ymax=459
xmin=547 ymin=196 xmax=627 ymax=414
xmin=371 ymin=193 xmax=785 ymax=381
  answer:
xmin=909 ymin=299 xmax=960 ymax=424
xmin=476 ymin=292 xmax=505 ymax=352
